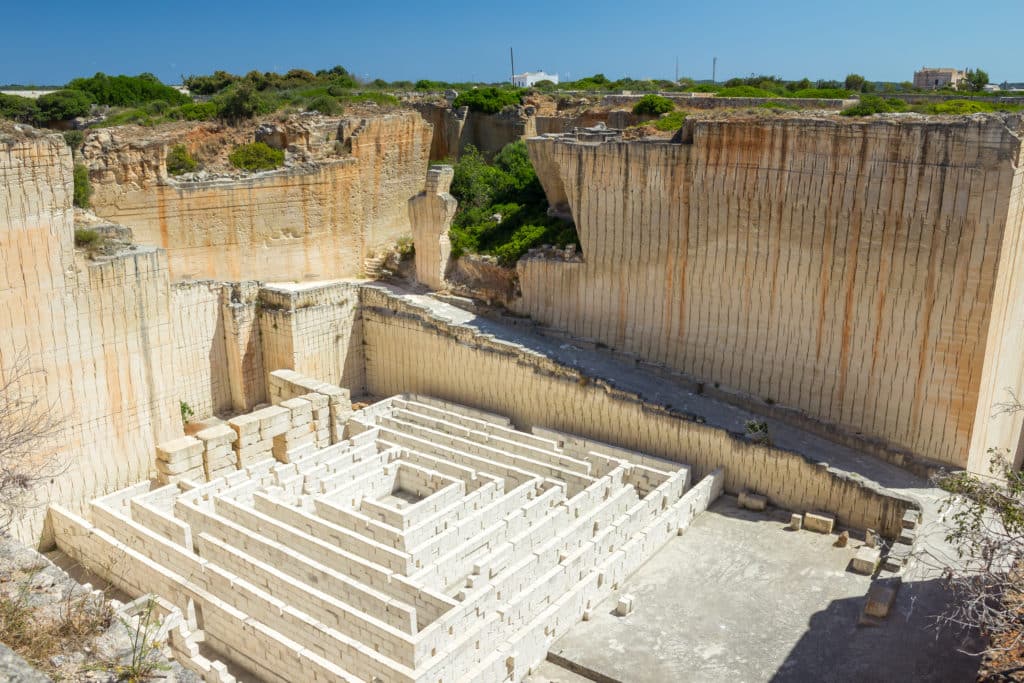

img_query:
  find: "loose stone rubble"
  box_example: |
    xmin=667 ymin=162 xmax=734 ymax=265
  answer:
xmin=49 ymin=382 xmax=722 ymax=682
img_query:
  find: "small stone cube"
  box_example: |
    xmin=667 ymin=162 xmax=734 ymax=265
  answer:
xmin=852 ymin=546 xmax=881 ymax=575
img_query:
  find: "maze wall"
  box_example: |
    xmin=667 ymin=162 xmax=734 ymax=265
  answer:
xmin=51 ymin=394 xmax=721 ymax=682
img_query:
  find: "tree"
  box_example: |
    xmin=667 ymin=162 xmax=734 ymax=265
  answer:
xmin=919 ymin=391 xmax=1024 ymax=675
xmin=844 ymin=74 xmax=867 ymax=92
xmin=965 ymin=69 xmax=990 ymax=92
xmin=0 ymin=351 xmax=62 ymax=535
xmin=216 ymin=83 xmax=267 ymax=122
xmin=35 ymin=90 xmax=94 ymax=123
xmin=633 ymin=94 xmax=675 ymax=115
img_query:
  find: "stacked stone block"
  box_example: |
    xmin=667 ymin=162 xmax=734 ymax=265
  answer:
xmin=268 ymin=369 xmax=353 ymax=443
xmin=155 ymin=436 xmax=205 ymax=485
xmin=51 ymin=391 xmax=723 ymax=682
xmin=195 ymin=425 xmax=238 ymax=481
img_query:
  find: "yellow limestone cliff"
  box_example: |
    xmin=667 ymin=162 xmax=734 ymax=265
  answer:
xmin=519 ymin=114 xmax=1024 ymax=471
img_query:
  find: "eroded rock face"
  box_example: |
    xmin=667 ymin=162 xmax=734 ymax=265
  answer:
xmin=519 ymin=113 xmax=1024 ymax=472
xmin=80 ymin=112 xmax=432 ymax=281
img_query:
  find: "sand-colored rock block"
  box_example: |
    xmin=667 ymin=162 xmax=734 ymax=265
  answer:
xmin=803 ymin=512 xmax=835 ymax=535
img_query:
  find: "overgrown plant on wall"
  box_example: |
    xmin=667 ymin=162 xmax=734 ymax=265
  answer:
xmin=448 ymin=141 xmax=577 ymax=265
xmin=228 ymin=141 xmax=284 ymax=171
xmin=165 ymin=144 xmax=197 ymax=175
xmin=72 ymin=164 xmax=92 ymax=208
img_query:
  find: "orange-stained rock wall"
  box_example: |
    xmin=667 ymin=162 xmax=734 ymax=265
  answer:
xmin=520 ymin=116 xmax=1024 ymax=470
xmin=88 ymin=113 xmax=432 ymax=282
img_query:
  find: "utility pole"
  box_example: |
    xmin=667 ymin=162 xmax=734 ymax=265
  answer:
xmin=712 ymin=57 xmax=717 ymax=84
xmin=510 ymin=47 xmax=515 ymax=85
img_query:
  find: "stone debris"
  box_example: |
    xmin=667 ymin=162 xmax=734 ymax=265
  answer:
xmin=52 ymin=391 xmax=724 ymax=682
xmin=852 ymin=546 xmax=881 ymax=575
xmin=737 ymin=491 xmax=767 ymax=512
xmin=803 ymin=512 xmax=835 ymax=535
xmin=614 ymin=594 xmax=635 ymax=617
xmin=789 ymin=513 xmax=803 ymax=531
xmin=834 ymin=530 xmax=850 ymax=547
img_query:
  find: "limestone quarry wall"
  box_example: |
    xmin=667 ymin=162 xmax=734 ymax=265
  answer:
xmin=170 ymin=282 xmax=232 ymax=419
xmin=87 ymin=113 xmax=431 ymax=282
xmin=0 ymin=130 xmax=180 ymax=542
xmin=519 ymin=116 xmax=1024 ymax=470
xmin=413 ymin=103 xmax=536 ymax=160
xmin=359 ymin=288 xmax=914 ymax=538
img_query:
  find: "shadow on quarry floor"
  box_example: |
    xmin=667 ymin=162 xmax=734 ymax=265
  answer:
xmin=547 ymin=497 xmax=981 ymax=683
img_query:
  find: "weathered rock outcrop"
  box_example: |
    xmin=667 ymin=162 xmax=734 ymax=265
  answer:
xmin=409 ymin=165 xmax=456 ymax=289
xmin=83 ymin=112 xmax=432 ymax=281
xmin=414 ymin=103 xmax=537 ymax=160
xmin=520 ymin=114 xmax=1024 ymax=471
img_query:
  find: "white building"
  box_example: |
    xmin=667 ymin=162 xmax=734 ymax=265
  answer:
xmin=513 ymin=71 xmax=559 ymax=87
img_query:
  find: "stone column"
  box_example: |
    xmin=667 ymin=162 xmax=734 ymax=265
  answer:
xmin=409 ymin=165 xmax=457 ymax=291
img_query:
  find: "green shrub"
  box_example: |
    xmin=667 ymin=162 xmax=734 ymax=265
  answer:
xmin=918 ymin=99 xmax=1014 ymax=115
xmin=639 ymin=110 xmax=687 ymax=131
xmin=715 ymin=85 xmax=778 ymax=98
xmin=228 ymin=142 xmax=284 ymax=171
xmin=166 ymin=144 xmax=197 ymax=175
xmin=74 ymin=228 xmax=100 ymax=247
xmin=787 ymin=88 xmax=852 ymax=99
xmin=452 ymin=87 xmax=524 ymax=114
xmin=62 ymin=130 xmax=84 ymax=150
xmin=633 ymin=94 xmax=675 ymax=115
xmin=343 ymin=92 xmax=400 ymax=107
xmin=217 ymin=83 xmax=271 ymax=122
xmin=66 ymin=73 xmax=189 ymax=107
xmin=0 ymin=93 xmax=40 ymax=123
xmin=36 ymin=89 xmax=94 ymax=122
xmin=72 ymin=164 xmax=92 ymax=208
xmin=166 ymin=102 xmax=219 ymax=121
xmin=184 ymin=71 xmax=239 ymax=96
xmin=448 ymin=141 xmax=577 ymax=265
xmin=306 ymin=95 xmax=341 ymax=115
xmin=841 ymin=95 xmax=907 ymax=116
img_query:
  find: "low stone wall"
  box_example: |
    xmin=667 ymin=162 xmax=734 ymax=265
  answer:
xmin=359 ymin=288 xmax=916 ymax=538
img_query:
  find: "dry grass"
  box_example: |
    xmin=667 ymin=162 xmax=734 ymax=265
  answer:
xmin=0 ymin=575 xmax=113 ymax=674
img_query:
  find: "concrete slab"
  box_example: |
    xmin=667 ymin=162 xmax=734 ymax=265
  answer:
xmin=548 ymin=498 xmax=980 ymax=682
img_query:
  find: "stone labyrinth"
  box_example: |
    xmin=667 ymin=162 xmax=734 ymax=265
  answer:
xmin=52 ymin=392 xmax=721 ymax=682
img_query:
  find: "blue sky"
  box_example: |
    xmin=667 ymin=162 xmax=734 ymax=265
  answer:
xmin=2 ymin=0 xmax=1021 ymax=85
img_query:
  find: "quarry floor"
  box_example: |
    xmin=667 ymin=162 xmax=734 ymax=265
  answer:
xmin=542 ymin=497 xmax=981 ymax=683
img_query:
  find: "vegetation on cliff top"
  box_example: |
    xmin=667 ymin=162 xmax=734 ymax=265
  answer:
xmin=228 ymin=142 xmax=284 ymax=172
xmin=66 ymin=73 xmax=189 ymax=107
xmin=632 ymin=94 xmax=675 ymax=115
xmin=452 ymin=87 xmax=525 ymax=114
xmin=165 ymin=144 xmax=197 ymax=175
xmin=449 ymin=141 xmax=577 ymax=266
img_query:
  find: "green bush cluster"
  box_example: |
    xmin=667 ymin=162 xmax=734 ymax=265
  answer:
xmin=62 ymin=130 xmax=84 ymax=150
xmin=452 ymin=87 xmax=525 ymax=114
xmin=228 ymin=142 xmax=284 ymax=172
xmin=72 ymin=164 xmax=92 ymax=208
xmin=73 ymin=228 xmax=100 ymax=247
xmin=841 ymin=95 xmax=908 ymax=116
xmin=634 ymin=110 xmax=687 ymax=132
xmin=66 ymin=73 xmax=189 ymax=107
xmin=165 ymin=144 xmax=197 ymax=175
xmin=33 ymin=90 xmax=94 ymax=122
xmin=632 ymin=94 xmax=675 ymax=115
xmin=448 ymin=142 xmax=578 ymax=265
xmin=0 ymin=93 xmax=42 ymax=123
xmin=306 ymin=95 xmax=341 ymax=115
